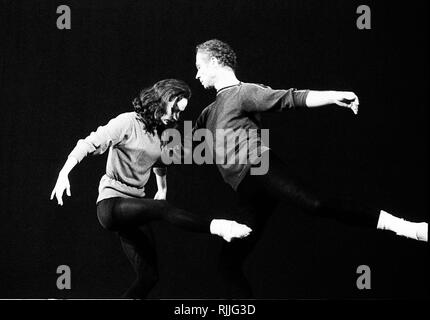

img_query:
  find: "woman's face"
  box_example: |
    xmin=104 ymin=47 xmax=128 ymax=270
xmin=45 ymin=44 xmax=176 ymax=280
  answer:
xmin=160 ymin=96 xmax=188 ymax=124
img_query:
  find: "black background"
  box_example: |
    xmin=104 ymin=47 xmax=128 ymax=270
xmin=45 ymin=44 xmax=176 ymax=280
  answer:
xmin=1 ymin=0 xmax=428 ymax=299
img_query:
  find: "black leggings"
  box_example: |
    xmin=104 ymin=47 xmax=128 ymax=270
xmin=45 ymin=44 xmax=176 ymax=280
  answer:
xmin=97 ymin=197 xmax=211 ymax=233
xmin=96 ymin=197 xmax=212 ymax=298
xmin=217 ymin=150 xmax=381 ymax=298
xmin=117 ymin=225 xmax=159 ymax=298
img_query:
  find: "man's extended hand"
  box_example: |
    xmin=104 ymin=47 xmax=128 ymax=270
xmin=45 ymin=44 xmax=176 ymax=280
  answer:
xmin=332 ymin=91 xmax=359 ymax=115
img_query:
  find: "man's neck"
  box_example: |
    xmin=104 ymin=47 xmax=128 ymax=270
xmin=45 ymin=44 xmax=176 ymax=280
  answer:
xmin=214 ymin=69 xmax=240 ymax=91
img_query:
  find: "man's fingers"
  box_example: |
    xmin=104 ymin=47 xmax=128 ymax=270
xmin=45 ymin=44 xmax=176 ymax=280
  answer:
xmin=243 ymin=227 xmax=252 ymax=235
xmin=353 ymin=106 xmax=359 ymax=115
xmin=349 ymin=94 xmax=359 ymax=108
xmin=50 ymin=189 xmax=55 ymax=200
xmin=350 ymin=102 xmax=359 ymax=114
xmin=66 ymin=186 xmax=71 ymax=197
xmin=337 ymin=98 xmax=359 ymax=114
xmin=336 ymin=101 xmax=349 ymax=107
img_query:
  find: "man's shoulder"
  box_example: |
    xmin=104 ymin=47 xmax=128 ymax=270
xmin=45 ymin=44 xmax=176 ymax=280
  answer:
xmin=239 ymin=83 xmax=273 ymax=100
xmin=241 ymin=82 xmax=272 ymax=90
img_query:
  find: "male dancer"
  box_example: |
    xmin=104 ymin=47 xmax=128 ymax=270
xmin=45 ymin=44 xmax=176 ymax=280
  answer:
xmin=190 ymin=39 xmax=427 ymax=297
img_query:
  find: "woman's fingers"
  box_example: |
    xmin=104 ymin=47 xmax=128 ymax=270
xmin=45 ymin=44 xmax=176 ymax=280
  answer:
xmin=50 ymin=175 xmax=71 ymax=206
xmin=50 ymin=184 xmax=65 ymax=205
xmin=56 ymin=189 xmax=63 ymax=206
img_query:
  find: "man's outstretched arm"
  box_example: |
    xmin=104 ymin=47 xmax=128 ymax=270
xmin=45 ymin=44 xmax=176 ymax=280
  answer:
xmin=305 ymin=90 xmax=359 ymax=114
xmin=242 ymin=84 xmax=359 ymax=115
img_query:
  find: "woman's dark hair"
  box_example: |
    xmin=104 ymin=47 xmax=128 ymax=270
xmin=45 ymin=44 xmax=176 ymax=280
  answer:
xmin=132 ymin=79 xmax=191 ymax=138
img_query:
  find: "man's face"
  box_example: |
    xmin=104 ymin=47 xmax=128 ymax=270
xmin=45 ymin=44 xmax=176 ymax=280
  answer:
xmin=195 ymin=51 xmax=216 ymax=89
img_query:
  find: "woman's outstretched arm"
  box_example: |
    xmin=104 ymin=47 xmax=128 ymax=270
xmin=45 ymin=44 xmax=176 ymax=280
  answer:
xmin=50 ymin=113 xmax=132 ymax=206
xmin=50 ymin=156 xmax=78 ymax=206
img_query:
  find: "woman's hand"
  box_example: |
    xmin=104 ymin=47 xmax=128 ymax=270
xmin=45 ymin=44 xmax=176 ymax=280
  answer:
xmin=154 ymin=188 xmax=167 ymax=200
xmin=50 ymin=173 xmax=71 ymax=206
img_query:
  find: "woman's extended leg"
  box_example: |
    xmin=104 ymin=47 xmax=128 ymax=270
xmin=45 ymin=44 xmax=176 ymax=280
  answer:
xmin=97 ymin=197 xmax=252 ymax=242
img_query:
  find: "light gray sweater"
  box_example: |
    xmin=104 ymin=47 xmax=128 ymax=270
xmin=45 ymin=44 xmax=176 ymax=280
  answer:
xmin=69 ymin=112 xmax=165 ymax=203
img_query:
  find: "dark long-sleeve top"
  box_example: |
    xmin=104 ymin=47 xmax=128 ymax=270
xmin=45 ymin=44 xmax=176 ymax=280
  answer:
xmin=194 ymin=82 xmax=308 ymax=190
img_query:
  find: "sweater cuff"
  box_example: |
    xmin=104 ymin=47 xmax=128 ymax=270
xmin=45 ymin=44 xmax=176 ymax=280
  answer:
xmin=68 ymin=140 xmax=89 ymax=163
xmin=293 ymin=89 xmax=309 ymax=107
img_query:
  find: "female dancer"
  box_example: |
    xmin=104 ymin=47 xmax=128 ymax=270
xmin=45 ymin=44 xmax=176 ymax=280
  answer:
xmin=50 ymin=79 xmax=251 ymax=298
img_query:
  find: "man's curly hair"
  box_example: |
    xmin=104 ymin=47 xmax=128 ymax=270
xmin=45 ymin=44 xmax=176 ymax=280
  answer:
xmin=132 ymin=79 xmax=191 ymax=139
xmin=196 ymin=39 xmax=237 ymax=71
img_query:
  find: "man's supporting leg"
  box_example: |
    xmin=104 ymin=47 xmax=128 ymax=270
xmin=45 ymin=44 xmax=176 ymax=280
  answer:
xmin=216 ymin=183 xmax=279 ymax=298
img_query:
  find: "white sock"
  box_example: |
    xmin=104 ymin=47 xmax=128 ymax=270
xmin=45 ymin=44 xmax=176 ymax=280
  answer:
xmin=210 ymin=219 xmax=231 ymax=240
xmin=210 ymin=219 xmax=252 ymax=242
xmin=377 ymin=210 xmax=428 ymax=242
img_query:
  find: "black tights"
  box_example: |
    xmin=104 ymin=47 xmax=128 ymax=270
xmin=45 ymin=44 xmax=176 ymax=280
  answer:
xmin=96 ymin=197 xmax=211 ymax=298
xmin=97 ymin=197 xmax=211 ymax=233
xmin=217 ymin=150 xmax=381 ymax=298
xmin=118 ymin=225 xmax=158 ymax=298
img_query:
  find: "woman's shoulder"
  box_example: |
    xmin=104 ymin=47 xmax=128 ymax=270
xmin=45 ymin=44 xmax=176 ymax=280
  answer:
xmin=118 ymin=111 xmax=150 ymax=133
xmin=102 ymin=112 xmax=139 ymax=133
xmin=115 ymin=111 xmax=137 ymax=119
xmin=111 ymin=111 xmax=139 ymax=125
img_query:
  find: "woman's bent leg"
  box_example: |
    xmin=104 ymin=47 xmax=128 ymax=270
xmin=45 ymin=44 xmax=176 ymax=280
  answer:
xmin=119 ymin=226 xmax=159 ymax=299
